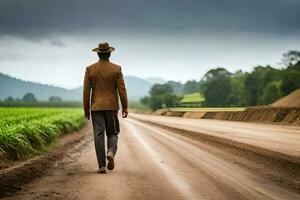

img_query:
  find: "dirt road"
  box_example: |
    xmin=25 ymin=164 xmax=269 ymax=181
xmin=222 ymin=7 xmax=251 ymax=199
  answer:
xmin=3 ymin=114 xmax=300 ymax=200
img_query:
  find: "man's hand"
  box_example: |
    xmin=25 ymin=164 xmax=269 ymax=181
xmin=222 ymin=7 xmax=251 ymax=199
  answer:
xmin=85 ymin=113 xmax=90 ymax=120
xmin=122 ymin=109 xmax=128 ymax=118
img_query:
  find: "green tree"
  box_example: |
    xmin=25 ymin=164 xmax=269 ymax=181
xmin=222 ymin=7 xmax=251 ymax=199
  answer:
xmin=163 ymin=93 xmax=181 ymax=108
xmin=49 ymin=96 xmax=63 ymax=102
xmin=167 ymin=81 xmax=183 ymax=96
xmin=201 ymin=68 xmax=231 ymax=106
xmin=244 ymin=66 xmax=282 ymax=106
xmin=281 ymin=50 xmax=300 ymax=67
xmin=149 ymin=95 xmax=165 ymax=110
xmin=288 ymin=61 xmax=300 ymax=71
xmin=227 ymin=70 xmax=246 ymax=106
xmin=4 ymin=96 xmax=14 ymax=102
xmin=256 ymin=66 xmax=282 ymax=105
xmin=22 ymin=93 xmax=37 ymax=102
xmin=149 ymin=83 xmax=173 ymax=97
xmin=280 ymin=70 xmax=300 ymax=96
xmin=183 ymin=80 xmax=199 ymax=94
xmin=262 ymin=81 xmax=282 ymax=105
xmin=141 ymin=83 xmax=180 ymax=110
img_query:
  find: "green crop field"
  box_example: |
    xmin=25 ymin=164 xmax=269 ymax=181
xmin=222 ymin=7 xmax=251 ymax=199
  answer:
xmin=0 ymin=108 xmax=85 ymax=160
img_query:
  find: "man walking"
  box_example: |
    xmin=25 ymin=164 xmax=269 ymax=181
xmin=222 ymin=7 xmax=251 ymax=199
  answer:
xmin=83 ymin=42 xmax=128 ymax=174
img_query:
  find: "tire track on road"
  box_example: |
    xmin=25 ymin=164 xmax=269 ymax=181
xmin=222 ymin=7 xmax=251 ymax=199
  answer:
xmin=126 ymin=118 xmax=300 ymax=200
xmin=123 ymin=120 xmax=204 ymax=200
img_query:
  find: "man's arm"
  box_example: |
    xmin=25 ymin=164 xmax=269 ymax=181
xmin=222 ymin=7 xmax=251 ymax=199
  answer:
xmin=116 ymin=67 xmax=128 ymax=118
xmin=83 ymin=67 xmax=91 ymax=119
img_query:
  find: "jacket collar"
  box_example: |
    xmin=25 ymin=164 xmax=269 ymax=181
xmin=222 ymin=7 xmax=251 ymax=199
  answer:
xmin=99 ymin=59 xmax=110 ymax=62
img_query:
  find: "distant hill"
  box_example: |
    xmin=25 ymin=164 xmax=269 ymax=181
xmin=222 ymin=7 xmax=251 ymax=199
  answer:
xmin=0 ymin=73 xmax=80 ymax=100
xmin=146 ymin=77 xmax=165 ymax=84
xmin=272 ymin=89 xmax=300 ymax=107
xmin=125 ymin=76 xmax=152 ymax=100
xmin=0 ymin=72 xmax=153 ymax=101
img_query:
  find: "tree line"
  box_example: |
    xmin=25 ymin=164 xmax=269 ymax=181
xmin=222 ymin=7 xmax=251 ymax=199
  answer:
xmin=141 ymin=50 xmax=300 ymax=110
xmin=0 ymin=93 xmax=81 ymax=107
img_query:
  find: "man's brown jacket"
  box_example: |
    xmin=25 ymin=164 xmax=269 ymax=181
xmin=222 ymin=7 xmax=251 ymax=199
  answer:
xmin=83 ymin=60 xmax=128 ymax=115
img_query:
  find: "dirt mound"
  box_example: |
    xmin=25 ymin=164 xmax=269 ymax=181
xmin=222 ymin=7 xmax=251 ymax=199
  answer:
xmin=202 ymin=107 xmax=300 ymax=126
xmin=152 ymin=108 xmax=167 ymax=115
xmin=272 ymin=89 xmax=300 ymax=107
xmin=182 ymin=111 xmax=206 ymax=118
xmin=164 ymin=111 xmax=185 ymax=117
xmin=154 ymin=107 xmax=300 ymax=126
xmin=151 ymin=90 xmax=300 ymax=125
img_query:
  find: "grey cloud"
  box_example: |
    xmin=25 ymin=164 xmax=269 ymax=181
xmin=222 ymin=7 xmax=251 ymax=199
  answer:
xmin=0 ymin=0 xmax=299 ymax=39
xmin=50 ymin=39 xmax=65 ymax=47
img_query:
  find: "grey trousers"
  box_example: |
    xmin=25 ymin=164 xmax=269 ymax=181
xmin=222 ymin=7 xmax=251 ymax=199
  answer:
xmin=91 ymin=110 xmax=120 ymax=168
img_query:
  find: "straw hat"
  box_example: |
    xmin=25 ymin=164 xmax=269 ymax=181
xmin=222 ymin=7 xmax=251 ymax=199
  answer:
xmin=92 ymin=42 xmax=115 ymax=53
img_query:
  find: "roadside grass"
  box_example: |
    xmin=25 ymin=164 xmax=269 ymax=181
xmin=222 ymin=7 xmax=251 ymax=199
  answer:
xmin=180 ymin=92 xmax=205 ymax=103
xmin=0 ymin=108 xmax=85 ymax=160
xmin=129 ymin=101 xmax=152 ymax=113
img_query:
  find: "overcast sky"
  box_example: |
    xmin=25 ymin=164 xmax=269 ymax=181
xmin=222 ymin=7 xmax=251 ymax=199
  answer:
xmin=0 ymin=0 xmax=299 ymax=88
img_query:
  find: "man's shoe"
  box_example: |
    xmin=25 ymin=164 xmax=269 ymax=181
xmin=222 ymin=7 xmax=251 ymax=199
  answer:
xmin=97 ymin=166 xmax=106 ymax=174
xmin=107 ymin=151 xmax=115 ymax=170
